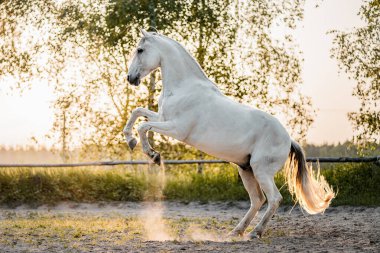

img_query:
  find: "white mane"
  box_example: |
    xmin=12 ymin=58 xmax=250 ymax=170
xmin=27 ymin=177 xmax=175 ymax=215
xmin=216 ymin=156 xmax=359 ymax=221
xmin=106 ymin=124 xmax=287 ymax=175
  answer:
xmin=157 ymin=35 xmax=209 ymax=81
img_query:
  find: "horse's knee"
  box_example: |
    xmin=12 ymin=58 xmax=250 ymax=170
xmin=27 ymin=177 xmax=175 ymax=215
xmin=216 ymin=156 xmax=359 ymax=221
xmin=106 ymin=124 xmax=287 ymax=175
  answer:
xmin=124 ymin=108 xmax=144 ymax=135
xmin=257 ymin=192 xmax=266 ymax=205
xmin=270 ymin=194 xmax=282 ymax=207
xmin=137 ymin=123 xmax=150 ymax=135
xmin=251 ymin=194 xmax=265 ymax=208
xmin=133 ymin=107 xmax=144 ymax=115
xmin=264 ymin=188 xmax=282 ymax=210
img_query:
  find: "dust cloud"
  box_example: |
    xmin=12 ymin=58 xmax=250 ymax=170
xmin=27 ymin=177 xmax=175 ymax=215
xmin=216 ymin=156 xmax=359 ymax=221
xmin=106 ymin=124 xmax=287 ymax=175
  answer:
xmin=140 ymin=162 xmax=174 ymax=241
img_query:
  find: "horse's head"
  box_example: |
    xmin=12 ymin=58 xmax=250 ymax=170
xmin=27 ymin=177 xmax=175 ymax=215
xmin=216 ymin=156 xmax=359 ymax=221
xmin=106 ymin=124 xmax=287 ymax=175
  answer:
xmin=127 ymin=29 xmax=161 ymax=86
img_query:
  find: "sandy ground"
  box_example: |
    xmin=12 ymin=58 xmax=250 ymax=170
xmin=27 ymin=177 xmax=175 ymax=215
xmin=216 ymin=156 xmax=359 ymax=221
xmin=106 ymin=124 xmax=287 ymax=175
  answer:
xmin=0 ymin=202 xmax=379 ymax=252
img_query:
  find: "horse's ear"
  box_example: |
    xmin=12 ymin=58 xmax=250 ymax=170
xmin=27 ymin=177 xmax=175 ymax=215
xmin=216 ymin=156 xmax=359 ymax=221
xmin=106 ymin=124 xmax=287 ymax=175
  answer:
xmin=141 ymin=29 xmax=149 ymax=37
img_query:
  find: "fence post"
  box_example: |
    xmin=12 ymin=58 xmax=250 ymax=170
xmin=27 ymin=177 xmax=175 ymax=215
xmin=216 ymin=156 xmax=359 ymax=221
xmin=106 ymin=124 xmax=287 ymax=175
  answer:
xmin=197 ymin=162 xmax=203 ymax=174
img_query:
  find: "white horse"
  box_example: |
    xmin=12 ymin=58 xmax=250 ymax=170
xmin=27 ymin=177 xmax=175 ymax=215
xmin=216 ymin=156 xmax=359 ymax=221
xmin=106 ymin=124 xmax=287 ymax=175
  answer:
xmin=124 ymin=29 xmax=334 ymax=238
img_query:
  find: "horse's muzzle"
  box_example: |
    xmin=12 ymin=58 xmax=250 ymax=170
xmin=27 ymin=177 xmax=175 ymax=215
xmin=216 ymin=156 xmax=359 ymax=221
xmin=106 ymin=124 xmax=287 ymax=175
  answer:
xmin=127 ymin=73 xmax=141 ymax=86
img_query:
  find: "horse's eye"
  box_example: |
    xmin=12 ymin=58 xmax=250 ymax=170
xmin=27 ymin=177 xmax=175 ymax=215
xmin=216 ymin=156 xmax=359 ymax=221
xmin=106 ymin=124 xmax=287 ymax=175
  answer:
xmin=137 ymin=48 xmax=144 ymax=54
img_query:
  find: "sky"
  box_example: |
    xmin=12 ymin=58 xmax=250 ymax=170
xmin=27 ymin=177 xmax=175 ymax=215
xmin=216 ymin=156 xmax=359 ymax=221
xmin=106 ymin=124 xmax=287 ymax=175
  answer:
xmin=293 ymin=0 xmax=363 ymax=145
xmin=0 ymin=0 xmax=365 ymax=148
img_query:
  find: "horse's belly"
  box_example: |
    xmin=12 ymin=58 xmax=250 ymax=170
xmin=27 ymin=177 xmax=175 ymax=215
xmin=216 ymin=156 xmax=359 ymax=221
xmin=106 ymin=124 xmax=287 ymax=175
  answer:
xmin=185 ymin=129 xmax=255 ymax=164
xmin=182 ymin=111 xmax=290 ymax=165
xmin=197 ymin=144 xmax=249 ymax=164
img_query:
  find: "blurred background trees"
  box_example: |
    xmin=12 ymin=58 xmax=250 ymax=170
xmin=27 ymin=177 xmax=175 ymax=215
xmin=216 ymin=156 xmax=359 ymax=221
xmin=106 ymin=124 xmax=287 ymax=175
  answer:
xmin=2 ymin=0 xmax=317 ymax=160
xmin=331 ymin=0 xmax=379 ymax=152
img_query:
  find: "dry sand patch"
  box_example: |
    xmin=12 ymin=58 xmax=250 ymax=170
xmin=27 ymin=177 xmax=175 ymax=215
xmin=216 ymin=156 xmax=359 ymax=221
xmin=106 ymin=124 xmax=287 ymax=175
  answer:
xmin=0 ymin=202 xmax=379 ymax=252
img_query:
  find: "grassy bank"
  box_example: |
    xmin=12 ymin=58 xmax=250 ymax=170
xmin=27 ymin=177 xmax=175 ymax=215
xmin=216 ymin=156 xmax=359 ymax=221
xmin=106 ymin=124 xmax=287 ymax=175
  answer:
xmin=0 ymin=163 xmax=379 ymax=207
xmin=0 ymin=167 xmax=147 ymax=207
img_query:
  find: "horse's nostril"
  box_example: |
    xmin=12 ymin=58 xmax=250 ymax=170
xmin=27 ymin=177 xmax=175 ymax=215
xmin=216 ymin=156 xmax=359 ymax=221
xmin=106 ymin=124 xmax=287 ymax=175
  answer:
xmin=127 ymin=75 xmax=130 ymax=82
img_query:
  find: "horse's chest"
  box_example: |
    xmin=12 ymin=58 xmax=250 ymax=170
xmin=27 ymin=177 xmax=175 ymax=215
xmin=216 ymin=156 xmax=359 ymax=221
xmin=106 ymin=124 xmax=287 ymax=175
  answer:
xmin=158 ymin=92 xmax=189 ymax=121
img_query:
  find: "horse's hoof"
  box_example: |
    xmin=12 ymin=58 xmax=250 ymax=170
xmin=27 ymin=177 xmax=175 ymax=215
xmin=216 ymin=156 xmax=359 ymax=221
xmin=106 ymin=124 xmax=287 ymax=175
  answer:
xmin=228 ymin=229 xmax=243 ymax=237
xmin=152 ymin=152 xmax=161 ymax=165
xmin=248 ymin=230 xmax=262 ymax=239
xmin=127 ymin=138 xmax=138 ymax=151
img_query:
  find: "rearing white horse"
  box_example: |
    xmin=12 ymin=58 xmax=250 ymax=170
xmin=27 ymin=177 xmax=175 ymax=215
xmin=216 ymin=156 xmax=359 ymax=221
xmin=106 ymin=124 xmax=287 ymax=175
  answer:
xmin=124 ymin=30 xmax=334 ymax=238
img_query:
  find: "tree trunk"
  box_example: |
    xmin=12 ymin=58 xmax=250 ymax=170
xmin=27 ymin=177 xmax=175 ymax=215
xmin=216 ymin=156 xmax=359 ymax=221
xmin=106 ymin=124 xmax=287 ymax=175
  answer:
xmin=147 ymin=72 xmax=156 ymax=144
xmin=147 ymin=0 xmax=157 ymax=146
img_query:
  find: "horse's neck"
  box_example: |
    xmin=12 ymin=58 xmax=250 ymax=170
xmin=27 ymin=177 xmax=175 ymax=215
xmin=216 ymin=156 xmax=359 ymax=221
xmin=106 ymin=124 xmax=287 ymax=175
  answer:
xmin=159 ymin=41 xmax=209 ymax=92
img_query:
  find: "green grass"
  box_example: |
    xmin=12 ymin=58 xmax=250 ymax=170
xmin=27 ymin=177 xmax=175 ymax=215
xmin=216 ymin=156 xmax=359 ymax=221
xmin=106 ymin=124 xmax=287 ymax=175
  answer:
xmin=0 ymin=167 xmax=147 ymax=207
xmin=322 ymin=162 xmax=380 ymax=205
xmin=0 ymin=163 xmax=379 ymax=206
xmin=164 ymin=165 xmax=248 ymax=202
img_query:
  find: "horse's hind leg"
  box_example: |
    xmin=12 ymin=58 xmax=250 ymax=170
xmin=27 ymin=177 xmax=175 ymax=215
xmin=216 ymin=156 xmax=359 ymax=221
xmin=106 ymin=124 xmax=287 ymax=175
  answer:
xmin=229 ymin=167 xmax=265 ymax=236
xmin=248 ymin=159 xmax=283 ymax=238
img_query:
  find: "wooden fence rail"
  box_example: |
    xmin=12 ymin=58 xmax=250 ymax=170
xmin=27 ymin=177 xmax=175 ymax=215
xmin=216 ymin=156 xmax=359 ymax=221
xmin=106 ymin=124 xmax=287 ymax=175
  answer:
xmin=0 ymin=156 xmax=379 ymax=168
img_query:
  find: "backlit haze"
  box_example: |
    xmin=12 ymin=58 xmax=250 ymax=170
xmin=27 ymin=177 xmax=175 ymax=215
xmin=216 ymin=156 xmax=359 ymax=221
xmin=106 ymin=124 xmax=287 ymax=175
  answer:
xmin=0 ymin=0 xmax=363 ymax=148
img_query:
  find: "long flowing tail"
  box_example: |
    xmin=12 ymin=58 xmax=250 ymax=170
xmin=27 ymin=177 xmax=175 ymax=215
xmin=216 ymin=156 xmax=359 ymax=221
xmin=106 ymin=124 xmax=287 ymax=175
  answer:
xmin=284 ymin=140 xmax=335 ymax=214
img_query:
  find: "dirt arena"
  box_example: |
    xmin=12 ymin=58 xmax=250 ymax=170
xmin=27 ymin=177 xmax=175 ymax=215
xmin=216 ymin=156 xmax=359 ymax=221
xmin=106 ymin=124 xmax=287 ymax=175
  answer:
xmin=0 ymin=202 xmax=379 ymax=252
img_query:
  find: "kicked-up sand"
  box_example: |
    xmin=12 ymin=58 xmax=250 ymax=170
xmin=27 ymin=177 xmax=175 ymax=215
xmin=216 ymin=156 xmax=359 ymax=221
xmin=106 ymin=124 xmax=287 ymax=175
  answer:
xmin=0 ymin=201 xmax=379 ymax=252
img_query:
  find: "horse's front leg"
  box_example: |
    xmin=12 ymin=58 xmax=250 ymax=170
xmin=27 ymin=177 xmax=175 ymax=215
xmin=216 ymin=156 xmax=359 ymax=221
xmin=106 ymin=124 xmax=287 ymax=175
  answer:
xmin=137 ymin=121 xmax=177 ymax=165
xmin=123 ymin=107 xmax=159 ymax=150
